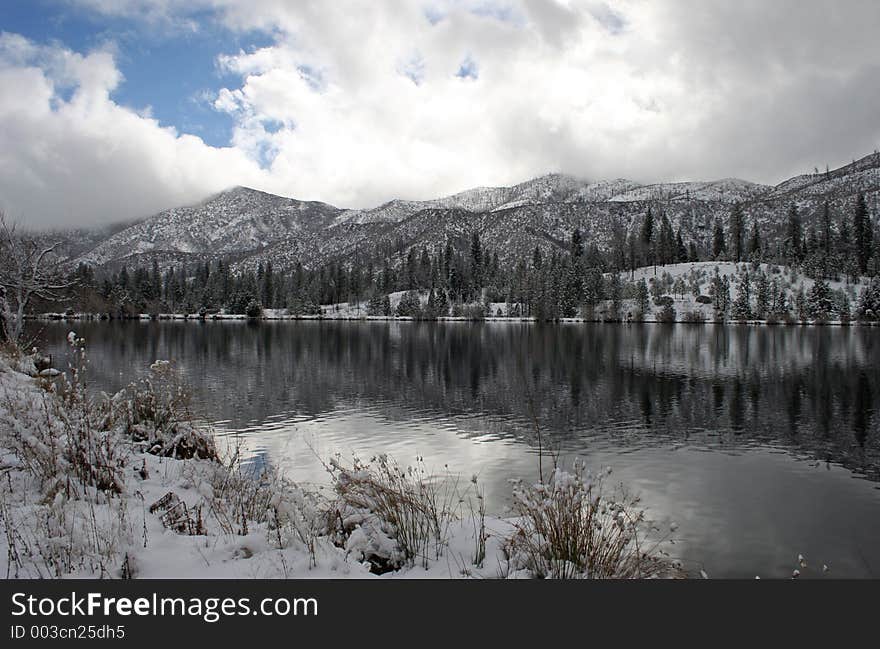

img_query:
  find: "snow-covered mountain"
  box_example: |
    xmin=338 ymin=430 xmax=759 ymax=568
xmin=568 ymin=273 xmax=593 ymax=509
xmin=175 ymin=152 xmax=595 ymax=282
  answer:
xmin=75 ymin=186 xmax=341 ymax=268
xmin=63 ymin=151 xmax=880 ymax=273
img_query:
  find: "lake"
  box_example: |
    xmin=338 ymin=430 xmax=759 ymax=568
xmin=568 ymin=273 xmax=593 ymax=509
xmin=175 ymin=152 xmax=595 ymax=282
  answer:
xmin=29 ymin=320 xmax=880 ymax=578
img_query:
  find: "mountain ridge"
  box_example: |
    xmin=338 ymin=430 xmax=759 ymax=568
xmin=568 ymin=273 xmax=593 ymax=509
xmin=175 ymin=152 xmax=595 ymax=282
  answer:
xmin=63 ymin=151 xmax=880 ymax=273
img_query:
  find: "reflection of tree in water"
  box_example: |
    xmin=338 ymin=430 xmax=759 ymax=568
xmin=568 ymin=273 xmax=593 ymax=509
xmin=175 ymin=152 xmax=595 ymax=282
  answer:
xmin=32 ymin=320 xmax=880 ymax=480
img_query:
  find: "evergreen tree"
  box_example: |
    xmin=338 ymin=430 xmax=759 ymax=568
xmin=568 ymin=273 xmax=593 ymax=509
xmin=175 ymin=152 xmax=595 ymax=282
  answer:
xmin=570 ymin=228 xmax=584 ymax=258
xmin=627 ymin=230 xmax=638 ymax=277
xmin=262 ymin=261 xmax=274 ymax=308
xmin=712 ymin=217 xmax=726 ymax=259
xmin=657 ymin=212 xmax=675 ymax=265
xmin=634 ymin=278 xmax=650 ymax=316
xmin=150 ymin=259 xmax=161 ymax=302
xmin=367 ymin=292 xmax=386 ymax=316
xmin=853 ymin=193 xmax=872 ymax=275
xmin=470 ymin=231 xmax=483 ymax=297
xmin=754 ymin=270 xmax=770 ymax=319
xmin=856 ymin=277 xmax=880 ymax=320
xmin=731 ymin=270 xmax=752 ymax=320
xmin=608 ymin=272 xmax=623 ymax=318
xmin=806 ymin=278 xmax=834 ymax=320
xmin=561 ymin=259 xmax=582 ymax=317
xmin=748 ymin=221 xmax=761 ymax=259
xmin=640 ymin=208 xmax=654 ymax=266
xmin=434 ymin=289 xmax=449 ymax=317
xmin=794 ymin=286 xmax=808 ymax=320
xmin=583 ymin=268 xmax=604 ymax=307
xmin=425 ymin=288 xmax=438 ymax=319
xmin=787 ymin=203 xmax=803 ymax=263
xmin=729 ymin=202 xmax=745 ymax=262
xmin=396 ymin=290 xmax=422 ymax=317
xmin=675 ymin=228 xmax=687 ymax=263
xmin=710 ymin=269 xmax=730 ymax=315
xmin=821 ymin=201 xmax=833 ymax=256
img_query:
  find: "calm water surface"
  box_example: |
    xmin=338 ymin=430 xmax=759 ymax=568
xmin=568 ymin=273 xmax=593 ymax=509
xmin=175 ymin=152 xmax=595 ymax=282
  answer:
xmin=31 ymin=320 xmax=880 ymax=578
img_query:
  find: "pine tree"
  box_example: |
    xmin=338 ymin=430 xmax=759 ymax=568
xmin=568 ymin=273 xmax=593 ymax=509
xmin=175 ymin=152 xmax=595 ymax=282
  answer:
xmin=561 ymin=259 xmax=582 ymax=317
xmin=729 ymin=202 xmax=745 ymax=262
xmin=434 ymin=289 xmax=449 ymax=317
xmin=853 ymin=193 xmax=872 ymax=275
xmin=640 ymin=209 xmax=654 ymax=266
xmin=426 ymin=288 xmax=438 ymax=319
xmin=731 ymin=270 xmax=752 ymax=320
xmin=748 ymin=221 xmax=761 ymax=259
xmin=794 ymin=286 xmax=808 ymax=320
xmin=570 ymin=228 xmax=584 ymax=258
xmin=675 ymin=228 xmax=687 ymax=263
xmin=627 ymin=230 xmax=638 ymax=277
xmin=821 ymin=201 xmax=832 ymax=256
xmin=806 ymin=278 xmax=834 ymax=320
xmin=710 ymin=269 xmax=730 ymax=315
xmin=150 ymin=259 xmax=161 ymax=302
xmin=658 ymin=212 xmax=675 ymax=265
xmin=583 ymin=268 xmax=604 ymax=307
xmin=470 ymin=231 xmax=483 ymax=296
xmin=856 ymin=277 xmax=880 ymax=320
xmin=608 ymin=272 xmax=623 ymax=318
xmin=262 ymin=261 xmax=274 ymax=308
xmin=712 ymin=217 xmax=726 ymax=259
xmin=754 ymin=270 xmax=770 ymax=319
xmin=787 ymin=203 xmax=803 ymax=263
xmin=770 ymin=278 xmax=788 ymax=317
xmin=367 ymin=292 xmax=386 ymax=316
xmin=396 ymin=290 xmax=421 ymax=317
xmin=634 ymin=278 xmax=650 ymax=316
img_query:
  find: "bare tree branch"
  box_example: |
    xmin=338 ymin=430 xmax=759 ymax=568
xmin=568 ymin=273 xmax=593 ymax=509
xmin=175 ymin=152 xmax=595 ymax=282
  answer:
xmin=0 ymin=211 xmax=78 ymax=344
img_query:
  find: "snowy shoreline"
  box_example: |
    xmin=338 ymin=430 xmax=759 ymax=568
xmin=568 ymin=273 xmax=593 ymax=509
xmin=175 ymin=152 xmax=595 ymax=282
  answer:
xmin=0 ymin=345 xmax=680 ymax=580
xmin=29 ymin=312 xmax=880 ymax=326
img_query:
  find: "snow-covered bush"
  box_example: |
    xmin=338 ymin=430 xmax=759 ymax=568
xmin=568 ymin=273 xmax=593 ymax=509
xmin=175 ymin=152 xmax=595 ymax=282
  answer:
xmin=656 ymin=302 xmax=677 ymax=323
xmin=245 ymin=299 xmax=263 ymax=319
xmin=856 ymin=277 xmax=880 ymax=321
xmin=324 ymin=455 xmax=459 ymax=572
xmin=504 ymin=461 xmax=664 ymax=579
xmin=117 ymin=360 xmax=216 ymax=461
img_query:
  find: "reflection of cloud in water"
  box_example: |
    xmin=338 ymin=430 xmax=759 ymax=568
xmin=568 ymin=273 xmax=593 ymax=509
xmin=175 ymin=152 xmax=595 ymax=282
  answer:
xmin=213 ymin=403 xmax=880 ymax=578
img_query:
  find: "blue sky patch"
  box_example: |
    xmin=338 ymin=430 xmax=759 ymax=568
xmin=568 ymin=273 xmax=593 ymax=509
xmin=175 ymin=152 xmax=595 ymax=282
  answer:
xmin=456 ymin=55 xmax=479 ymax=80
xmin=0 ymin=0 xmax=275 ymax=148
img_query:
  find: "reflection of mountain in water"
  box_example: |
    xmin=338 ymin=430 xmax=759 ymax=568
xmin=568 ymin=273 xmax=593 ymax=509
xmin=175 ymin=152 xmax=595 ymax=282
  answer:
xmin=34 ymin=321 xmax=880 ymax=480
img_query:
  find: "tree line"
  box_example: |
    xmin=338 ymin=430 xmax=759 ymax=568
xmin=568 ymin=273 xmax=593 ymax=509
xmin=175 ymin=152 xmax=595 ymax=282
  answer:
xmin=58 ymin=194 xmax=879 ymax=320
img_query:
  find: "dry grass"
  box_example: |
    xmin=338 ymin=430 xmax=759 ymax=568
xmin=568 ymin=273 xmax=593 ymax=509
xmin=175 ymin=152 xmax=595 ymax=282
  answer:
xmin=324 ymin=454 xmax=462 ymax=572
xmin=504 ymin=460 xmax=666 ymax=579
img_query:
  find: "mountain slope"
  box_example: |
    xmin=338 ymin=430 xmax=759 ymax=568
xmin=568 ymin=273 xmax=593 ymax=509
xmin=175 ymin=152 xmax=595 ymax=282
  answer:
xmin=66 ymin=152 xmax=880 ymax=273
xmin=75 ymin=186 xmax=341 ymax=267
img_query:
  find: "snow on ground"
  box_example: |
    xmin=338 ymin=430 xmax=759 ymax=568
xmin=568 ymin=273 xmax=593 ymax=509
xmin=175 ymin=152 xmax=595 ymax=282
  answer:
xmin=0 ymin=350 xmax=594 ymax=580
xmin=36 ymin=262 xmax=874 ymax=325
xmin=619 ymin=261 xmax=870 ymax=322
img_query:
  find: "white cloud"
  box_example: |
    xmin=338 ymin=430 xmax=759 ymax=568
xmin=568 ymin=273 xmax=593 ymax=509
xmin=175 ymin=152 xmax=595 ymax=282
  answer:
xmin=4 ymin=0 xmax=880 ymax=227
xmin=0 ymin=33 xmax=265 ymax=228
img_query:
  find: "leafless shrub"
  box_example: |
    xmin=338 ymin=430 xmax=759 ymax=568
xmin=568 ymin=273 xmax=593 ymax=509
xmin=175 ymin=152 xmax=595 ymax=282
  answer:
xmin=324 ymin=454 xmax=461 ymax=572
xmin=205 ymin=443 xmax=324 ymax=567
xmin=504 ymin=461 xmax=666 ymax=579
xmin=117 ymin=360 xmax=217 ymax=461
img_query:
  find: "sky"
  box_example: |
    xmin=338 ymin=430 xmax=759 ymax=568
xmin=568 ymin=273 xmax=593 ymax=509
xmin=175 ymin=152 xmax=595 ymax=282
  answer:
xmin=1 ymin=0 xmax=880 ymax=228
